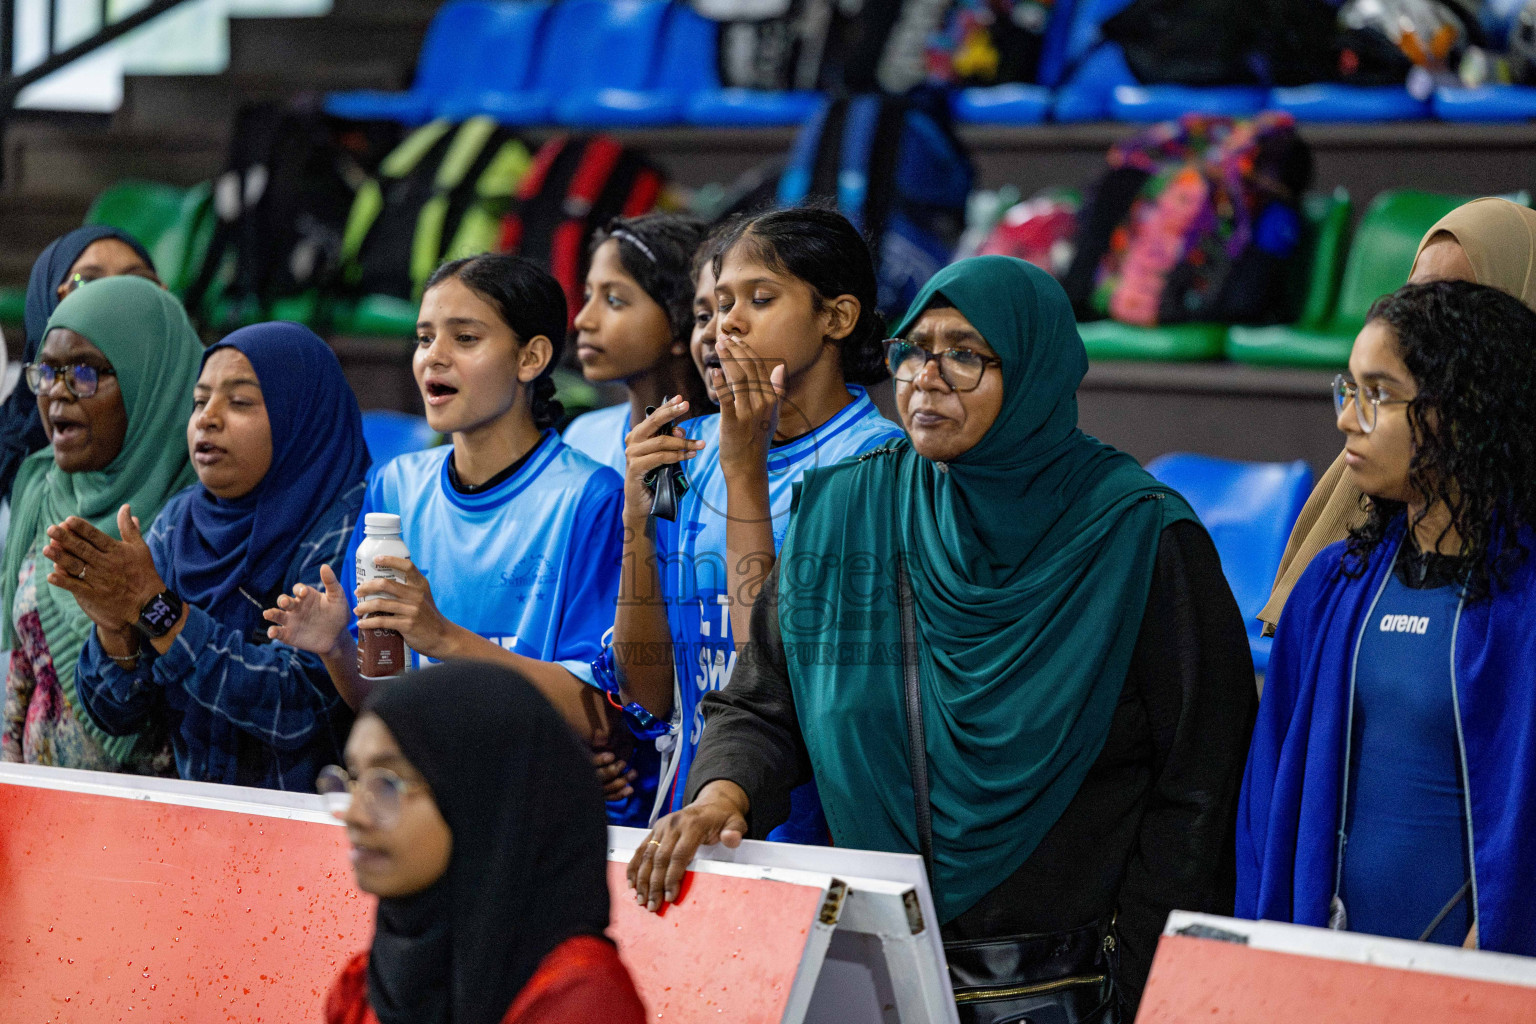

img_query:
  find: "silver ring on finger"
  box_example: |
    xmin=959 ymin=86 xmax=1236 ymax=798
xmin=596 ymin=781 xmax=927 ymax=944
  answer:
xmin=74 ymin=565 xmax=86 ymax=580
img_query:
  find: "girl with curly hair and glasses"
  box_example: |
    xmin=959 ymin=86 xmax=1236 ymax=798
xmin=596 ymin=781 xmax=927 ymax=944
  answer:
xmin=1239 ymin=280 xmax=1536 ymax=956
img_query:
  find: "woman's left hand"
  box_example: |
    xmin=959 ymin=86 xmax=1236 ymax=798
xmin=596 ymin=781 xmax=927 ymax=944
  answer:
xmin=716 ymin=335 xmax=786 ymax=480
xmin=44 ymin=505 xmax=164 ymax=631
xmin=354 ymin=556 xmax=456 ymax=659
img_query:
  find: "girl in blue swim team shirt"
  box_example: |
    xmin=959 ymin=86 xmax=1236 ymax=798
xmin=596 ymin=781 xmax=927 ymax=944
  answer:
xmin=265 ymin=254 xmax=627 ymax=764
xmin=612 ymin=209 xmax=903 ymax=841
xmin=563 ymin=214 xmax=715 ymax=474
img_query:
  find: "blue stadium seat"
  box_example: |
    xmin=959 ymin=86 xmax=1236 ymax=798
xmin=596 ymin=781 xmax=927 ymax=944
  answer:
xmin=427 ymin=2 xmax=553 ymax=121
xmin=437 ymin=0 xmax=634 ymax=125
xmin=1433 ymin=84 xmax=1536 ymax=122
xmin=326 ymin=1 xmax=522 ymax=126
xmin=670 ymin=6 xmax=820 ymax=126
xmin=1035 ymin=0 xmax=1081 ymax=88
xmin=1053 ymin=44 xmax=1138 ymax=121
xmin=1050 ymin=0 xmax=1138 ymax=123
xmin=953 ymin=83 xmax=1052 ymax=124
xmin=1145 ymin=453 xmax=1315 ymax=674
xmin=1268 ymin=84 xmax=1430 ymax=122
xmin=362 ymin=410 xmax=440 ymax=465
xmin=550 ymin=0 xmax=679 ymax=127
xmin=1110 ymin=84 xmax=1269 ymax=121
xmin=442 ymin=0 xmax=673 ymax=126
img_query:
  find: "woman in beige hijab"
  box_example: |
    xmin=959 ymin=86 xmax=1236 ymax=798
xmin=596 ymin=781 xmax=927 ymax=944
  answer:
xmin=1259 ymin=197 xmax=1536 ymax=631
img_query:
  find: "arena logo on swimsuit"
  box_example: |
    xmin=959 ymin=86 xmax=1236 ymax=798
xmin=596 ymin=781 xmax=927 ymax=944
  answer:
xmin=1379 ymin=614 xmax=1431 ymax=635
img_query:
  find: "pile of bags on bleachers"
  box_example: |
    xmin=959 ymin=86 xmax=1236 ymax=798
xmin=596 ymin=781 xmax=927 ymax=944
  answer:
xmin=962 ymin=110 xmax=1532 ymax=364
xmin=314 ymin=0 xmax=1536 ymax=130
xmin=172 ymin=105 xmax=671 ymax=340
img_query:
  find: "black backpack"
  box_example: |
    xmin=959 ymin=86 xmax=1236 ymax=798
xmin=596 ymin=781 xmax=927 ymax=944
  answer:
xmin=185 ymin=99 xmax=399 ymax=327
xmin=778 ymin=90 xmax=974 ymax=316
xmin=692 ymin=0 xmax=847 ymax=90
xmin=337 ymin=117 xmax=532 ymax=303
xmin=499 ymin=135 xmax=665 ymax=323
xmin=1100 ymin=0 xmax=1337 ymax=87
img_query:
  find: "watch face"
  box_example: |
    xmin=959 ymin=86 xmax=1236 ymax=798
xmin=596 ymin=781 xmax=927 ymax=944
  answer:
xmin=139 ymin=592 xmax=182 ymax=635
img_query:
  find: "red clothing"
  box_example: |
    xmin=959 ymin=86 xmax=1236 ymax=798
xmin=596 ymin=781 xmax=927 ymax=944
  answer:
xmin=326 ymin=935 xmax=646 ymax=1024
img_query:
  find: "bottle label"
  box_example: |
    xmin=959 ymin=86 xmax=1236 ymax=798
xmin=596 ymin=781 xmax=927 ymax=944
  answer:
xmin=358 ymin=626 xmax=406 ymax=679
xmin=357 ymin=565 xmax=403 ymax=586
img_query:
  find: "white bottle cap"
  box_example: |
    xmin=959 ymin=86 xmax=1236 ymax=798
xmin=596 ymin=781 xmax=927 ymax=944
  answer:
xmin=363 ymin=513 xmax=403 ymax=533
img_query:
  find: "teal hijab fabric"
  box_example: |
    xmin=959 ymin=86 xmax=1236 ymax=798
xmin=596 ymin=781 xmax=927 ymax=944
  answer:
xmin=1 ymin=276 xmax=201 ymax=764
xmin=778 ymin=256 xmax=1196 ymax=922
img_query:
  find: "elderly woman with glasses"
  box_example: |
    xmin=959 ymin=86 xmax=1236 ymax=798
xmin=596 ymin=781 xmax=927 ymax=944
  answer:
xmin=1239 ymin=280 xmax=1536 ymax=957
xmin=2 ymin=277 xmax=199 ymax=772
xmin=628 ymin=257 xmax=1257 ymax=1022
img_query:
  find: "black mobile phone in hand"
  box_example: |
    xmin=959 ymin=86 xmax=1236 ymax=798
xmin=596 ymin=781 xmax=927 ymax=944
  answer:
xmin=642 ymin=405 xmax=691 ymax=522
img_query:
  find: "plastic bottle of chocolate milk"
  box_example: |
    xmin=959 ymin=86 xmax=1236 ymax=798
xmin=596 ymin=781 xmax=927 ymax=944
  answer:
xmin=356 ymin=513 xmax=409 ymax=680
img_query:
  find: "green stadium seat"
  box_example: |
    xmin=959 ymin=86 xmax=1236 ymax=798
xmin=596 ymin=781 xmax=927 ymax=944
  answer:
xmin=337 ymin=294 xmax=420 ymax=338
xmin=1078 ymin=321 xmax=1228 ymax=361
xmin=268 ymin=293 xmax=322 ymax=327
xmin=84 ymin=180 xmax=188 ymax=251
xmin=1 ymin=180 xmax=202 ymax=333
xmin=1286 ymin=188 xmax=1353 ymax=333
xmin=0 ymin=287 xmax=24 ymax=327
xmin=1225 ymin=190 xmax=1469 ymax=368
xmin=263 ymin=293 xmax=419 ymax=339
xmin=152 ymin=182 xmax=216 ymax=298
xmin=1079 ymin=189 xmax=1352 ymax=362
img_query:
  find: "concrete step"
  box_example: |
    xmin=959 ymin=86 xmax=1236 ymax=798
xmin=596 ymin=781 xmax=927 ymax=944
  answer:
xmin=329 ymin=0 xmax=445 ymax=20
xmin=116 ymin=62 xmax=406 ymax=132
xmin=4 ymin=121 xmax=228 ymax=198
xmin=226 ymin=15 xmax=430 ymax=79
xmin=0 ymin=194 xmax=91 ymax=287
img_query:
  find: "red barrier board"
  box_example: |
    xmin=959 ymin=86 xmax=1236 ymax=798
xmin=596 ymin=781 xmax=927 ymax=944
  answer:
xmin=1138 ymin=932 xmax=1536 ymax=1024
xmin=0 ymin=781 xmax=372 ymax=1022
xmin=606 ymin=861 xmax=825 ymax=1022
xmin=0 ymin=773 xmax=828 ymax=1023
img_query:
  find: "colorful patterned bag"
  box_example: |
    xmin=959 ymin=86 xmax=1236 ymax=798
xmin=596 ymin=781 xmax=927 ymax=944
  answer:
xmin=1065 ymin=113 xmax=1313 ymax=327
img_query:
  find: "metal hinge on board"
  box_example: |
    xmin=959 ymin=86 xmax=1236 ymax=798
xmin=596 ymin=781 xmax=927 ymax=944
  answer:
xmin=819 ymin=878 xmax=850 ymax=926
xmin=1175 ymin=923 xmax=1250 ymax=944
xmin=901 ymin=889 xmax=926 ymax=935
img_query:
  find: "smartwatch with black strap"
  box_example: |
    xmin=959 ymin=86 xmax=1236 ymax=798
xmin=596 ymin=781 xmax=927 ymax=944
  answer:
xmin=137 ymin=589 xmax=184 ymax=639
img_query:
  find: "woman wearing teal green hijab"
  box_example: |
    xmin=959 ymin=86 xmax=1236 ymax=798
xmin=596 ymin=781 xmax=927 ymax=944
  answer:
xmin=630 ymin=257 xmax=1257 ymax=1019
xmin=2 ymin=276 xmax=200 ymax=771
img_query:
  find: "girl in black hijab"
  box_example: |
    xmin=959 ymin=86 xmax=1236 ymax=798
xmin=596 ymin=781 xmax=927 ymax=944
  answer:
xmin=322 ymin=661 xmax=646 ymax=1024
xmin=0 ymin=226 xmax=158 ymax=504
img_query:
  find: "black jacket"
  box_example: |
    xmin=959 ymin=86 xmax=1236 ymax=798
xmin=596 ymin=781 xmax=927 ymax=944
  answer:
xmin=685 ymin=519 xmax=1258 ymax=1015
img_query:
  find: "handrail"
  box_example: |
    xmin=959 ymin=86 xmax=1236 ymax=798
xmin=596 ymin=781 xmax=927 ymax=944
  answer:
xmin=0 ymin=0 xmax=198 ymax=109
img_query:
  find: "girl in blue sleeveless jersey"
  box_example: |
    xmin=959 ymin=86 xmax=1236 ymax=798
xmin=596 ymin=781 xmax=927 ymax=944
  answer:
xmin=1239 ymin=281 xmax=1536 ymax=956
xmin=264 ymin=255 xmax=625 ymax=754
xmin=611 ymin=208 xmax=903 ymax=838
xmin=562 ymin=214 xmax=714 ymax=473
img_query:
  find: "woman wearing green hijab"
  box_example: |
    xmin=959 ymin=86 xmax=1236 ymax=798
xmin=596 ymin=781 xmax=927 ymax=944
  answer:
xmin=2 ymin=276 xmax=200 ymax=771
xmin=630 ymin=257 xmax=1257 ymax=1020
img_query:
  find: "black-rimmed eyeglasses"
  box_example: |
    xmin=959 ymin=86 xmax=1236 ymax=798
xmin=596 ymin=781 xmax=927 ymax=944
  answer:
xmin=24 ymin=362 xmax=117 ymax=400
xmin=884 ymin=340 xmax=1000 ymax=392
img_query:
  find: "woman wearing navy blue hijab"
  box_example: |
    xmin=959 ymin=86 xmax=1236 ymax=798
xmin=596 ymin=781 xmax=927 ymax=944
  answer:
xmin=0 ymin=226 xmax=158 ymax=507
xmin=61 ymin=321 xmax=370 ymax=789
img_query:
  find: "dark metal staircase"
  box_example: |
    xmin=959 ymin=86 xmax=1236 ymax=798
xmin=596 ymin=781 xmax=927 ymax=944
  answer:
xmin=0 ymin=0 xmax=439 ymax=313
